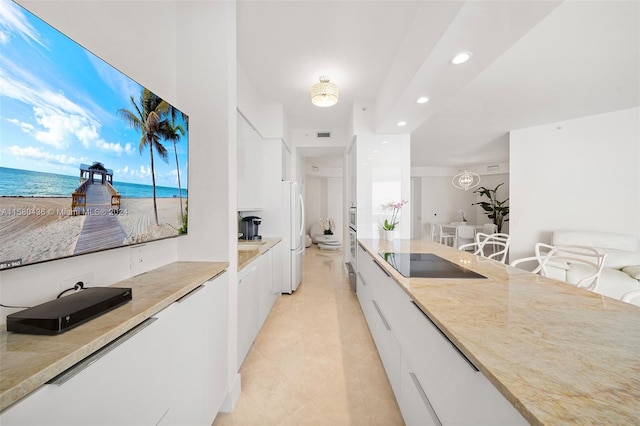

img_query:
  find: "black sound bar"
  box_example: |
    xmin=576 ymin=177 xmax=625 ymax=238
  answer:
xmin=6 ymin=287 xmax=132 ymax=335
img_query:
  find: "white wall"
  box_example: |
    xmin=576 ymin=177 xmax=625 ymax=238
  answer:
xmin=327 ymin=177 xmax=344 ymax=238
xmin=305 ymin=174 xmax=323 ymax=235
xmin=305 ymin=174 xmax=344 ymax=238
xmin=237 ymin=64 xmax=286 ymax=142
xmin=413 ymin=165 xmax=510 ymax=238
xmin=509 ymin=107 xmax=640 ymax=260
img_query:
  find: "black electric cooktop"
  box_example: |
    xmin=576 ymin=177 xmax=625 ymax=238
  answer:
xmin=380 ymin=252 xmax=487 ymax=279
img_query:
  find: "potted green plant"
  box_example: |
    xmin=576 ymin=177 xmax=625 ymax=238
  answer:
xmin=381 ymin=200 xmax=408 ymax=240
xmin=472 ymin=183 xmax=509 ymax=233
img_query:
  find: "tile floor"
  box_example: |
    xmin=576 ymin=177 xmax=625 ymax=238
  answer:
xmin=213 ymin=244 xmax=404 ymax=426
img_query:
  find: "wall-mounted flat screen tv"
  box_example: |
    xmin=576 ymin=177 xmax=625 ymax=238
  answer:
xmin=0 ymin=0 xmax=189 ymax=270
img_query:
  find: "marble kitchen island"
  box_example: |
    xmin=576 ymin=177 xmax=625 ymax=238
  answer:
xmin=357 ymin=238 xmax=640 ymax=425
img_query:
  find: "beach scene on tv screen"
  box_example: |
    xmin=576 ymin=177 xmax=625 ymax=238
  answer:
xmin=0 ymin=0 xmax=189 ymax=269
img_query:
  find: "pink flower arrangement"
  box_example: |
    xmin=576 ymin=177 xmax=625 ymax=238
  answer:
xmin=382 ymin=200 xmax=408 ymax=231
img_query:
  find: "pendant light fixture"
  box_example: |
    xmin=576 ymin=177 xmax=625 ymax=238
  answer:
xmin=452 ymin=169 xmax=481 ymax=191
xmin=311 ymin=76 xmax=339 ymax=107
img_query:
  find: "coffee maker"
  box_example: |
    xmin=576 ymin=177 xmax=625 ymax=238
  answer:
xmin=240 ymin=216 xmax=262 ymax=240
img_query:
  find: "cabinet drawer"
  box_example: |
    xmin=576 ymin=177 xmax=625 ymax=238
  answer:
xmin=399 ymin=354 xmax=442 ymax=426
xmin=395 ymin=301 xmax=526 ymax=425
xmin=367 ymin=298 xmax=401 ymax=397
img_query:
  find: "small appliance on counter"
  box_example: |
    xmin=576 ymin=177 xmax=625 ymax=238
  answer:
xmin=6 ymin=287 xmax=133 ymax=335
xmin=240 ymin=216 xmax=262 ymax=240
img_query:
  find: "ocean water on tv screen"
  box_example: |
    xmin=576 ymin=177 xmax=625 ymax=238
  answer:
xmin=0 ymin=167 xmax=186 ymax=198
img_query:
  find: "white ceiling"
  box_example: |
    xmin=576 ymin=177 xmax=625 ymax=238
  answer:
xmin=237 ymin=1 xmax=639 ymax=168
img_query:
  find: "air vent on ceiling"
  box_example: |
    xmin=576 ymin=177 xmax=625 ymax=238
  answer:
xmin=487 ymin=165 xmax=500 ymax=172
xmin=316 ymin=131 xmax=331 ymax=138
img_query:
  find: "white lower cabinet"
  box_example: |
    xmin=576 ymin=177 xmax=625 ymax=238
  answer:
xmin=1 ymin=273 xmax=230 ymax=426
xmin=258 ymin=249 xmax=277 ymax=326
xmin=399 ymin=354 xmax=441 ymax=426
xmin=163 ymin=274 xmax=229 ymax=425
xmin=1 ymin=315 xmax=171 ymax=426
xmin=238 ymin=244 xmax=280 ymax=367
xmin=368 ymin=298 xmax=402 ymax=397
xmin=356 ymin=247 xmax=527 ymax=426
xmin=238 ymin=260 xmax=260 ymax=366
xmin=202 ymin=274 xmax=230 ymax=424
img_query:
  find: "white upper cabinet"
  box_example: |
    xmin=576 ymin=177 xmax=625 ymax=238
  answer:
xmin=237 ymin=113 xmax=263 ymax=211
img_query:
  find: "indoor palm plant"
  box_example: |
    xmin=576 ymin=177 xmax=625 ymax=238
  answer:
xmin=473 ymin=183 xmax=509 ymax=232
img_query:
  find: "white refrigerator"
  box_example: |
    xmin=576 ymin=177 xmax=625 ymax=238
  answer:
xmin=282 ymin=181 xmax=304 ymax=293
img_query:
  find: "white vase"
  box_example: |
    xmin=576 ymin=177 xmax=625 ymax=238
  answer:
xmin=384 ymin=230 xmax=395 ymax=241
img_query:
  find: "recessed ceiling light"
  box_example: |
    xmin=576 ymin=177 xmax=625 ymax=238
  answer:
xmin=416 ymin=96 xmax=430 ymax=104
xmin=397 ymin=121 xmax=407 ymax=127
xmin=451 ymin=51 xmax=473 ymax=65
xmin=381 ymin=140 xmax=389 ymax=144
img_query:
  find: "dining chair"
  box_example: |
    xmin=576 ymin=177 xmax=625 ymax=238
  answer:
xmin=482 ymin=223 xmax=498 ymax=234
xmin=455 ymin=225 xmax=476 ymax=250
xmin=458 ymin=233 xmax=511 ymax=263
xmin=430 ymin=223 xmax=454 ymax=246
xmin=510 ymin=243 xmax=607 ymax=292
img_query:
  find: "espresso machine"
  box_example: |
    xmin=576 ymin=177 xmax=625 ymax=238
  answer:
xmin=240 ymin=216 xmax=262 ymax=240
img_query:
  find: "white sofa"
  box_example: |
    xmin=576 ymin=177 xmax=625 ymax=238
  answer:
xmin=550 ymin=231 xmax=640 ymax=301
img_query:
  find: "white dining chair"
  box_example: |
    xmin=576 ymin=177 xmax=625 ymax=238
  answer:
xmin=482 ymin=223 xmax=498 ymax=234
xmin=458 ymin=233 xmax=511 ymax=263
xmin=510 ymin=243 xmax=607 ymax=292
xmin=430 ymin=223 xmax=454 ymax=246
xmin=455 ymin=225 xmax=476 ymax=250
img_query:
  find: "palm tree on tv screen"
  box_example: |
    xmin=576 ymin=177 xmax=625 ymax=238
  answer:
xmin=118 ymin=88 xmax=169 ymax=226
xmin=166 ymin=105 xmax=186 ymax=223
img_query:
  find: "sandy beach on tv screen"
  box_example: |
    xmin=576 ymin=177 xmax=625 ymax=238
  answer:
xmin=0 ymin=197 xmax=184 ymax=266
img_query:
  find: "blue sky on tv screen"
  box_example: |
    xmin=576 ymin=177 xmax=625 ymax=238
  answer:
xmin=0 ymin=0 xmax=188 ymax=189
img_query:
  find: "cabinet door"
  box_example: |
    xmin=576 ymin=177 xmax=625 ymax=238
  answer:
xmin=202 ymin=273 xmax=229 ymax=424
xmin=237 ymin=113 xmax=262 ymax=210
xmin=238 ymin=262 xmax=260 ymax=366
xmin=161 ymin=286 xmax=208 ymax=425
xmin=271 ymin=242 xmax=283 ymax=294
xmin=368 ymin=298 xmax=401 ymax=397
xmin=258 ymin=249 xmax=277 ymax=326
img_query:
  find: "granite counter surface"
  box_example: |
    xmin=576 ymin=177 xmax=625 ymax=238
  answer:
xmin=358 ymin=239 xmax=640 ymax=425
xmin=238 ymin=237 xmax=282 ymax=271
xmin=0 ymin=261 xmax=228 ymax=412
